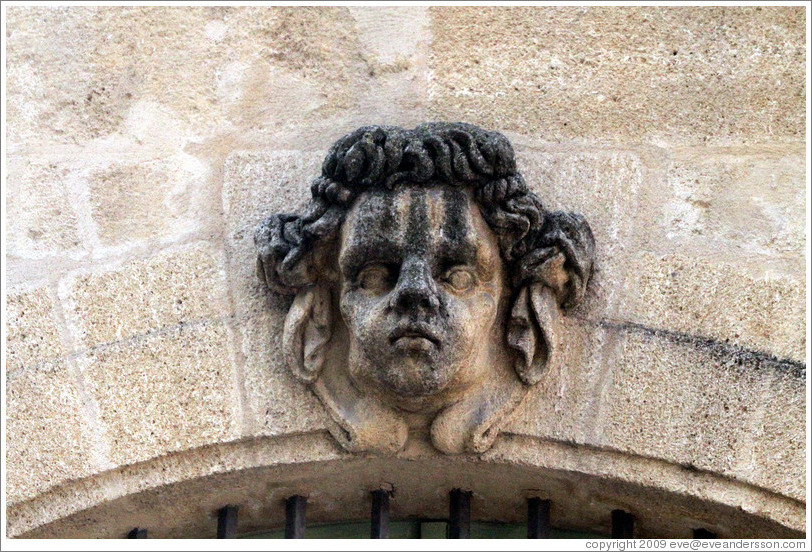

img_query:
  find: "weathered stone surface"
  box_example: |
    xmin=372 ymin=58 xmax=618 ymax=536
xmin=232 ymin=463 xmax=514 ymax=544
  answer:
xmin=593 ymin=327 xmax=803 ymax=501
xmin=223 ymin=152 xmax=330 ymax=437
xmin=78 ymin=322 xmax=238 ymax=466
xmin=517 ymin=149 xmax=645 ymax=320
xmin=6 ymin=360 xmax=98 ymax=504
xmin=5 ymin=159 xmax=86 ymax=259
xmin=350 ymin=7 xmax=428 ymax=66
xmin=506 ymin=320 xmax=806 ymax=502
xmin=748 ymin=370 xmax=806 ymax=501
xmin=87 ymin=155 xmax=208 ymax=248
xmin=500 ymin=334 xmax=645 ymax=475
xmin=222 ymin=151 xmax=322 ymax=318
xmin=5 ymin=6 xmax=137 ymax=146
xmin=618 ymin=252 xmax=805 ymax=361
xmin=60 ymin=242 xmax=231 ymax=349
xmin=660 ymin=147 xmax=806 ymax=266
xmin=504 ymin=317 xmax=609 ymax=444
xmin=5 ymin=98 xmax=215 ymax=282
xmin=4 ymin=6 xmax=370 ymax=148
xmin=346 ymin=7 xmax=431 ymax=128
xmin=6 ymin=285 xmax=66 ymax=372
xmin=518 ymin=147 xmax=806 ymax=362
xmin=428 ymin=7 xmax=805 ymax=145
xmin=237 ymin=313 xmax=328 ymax=437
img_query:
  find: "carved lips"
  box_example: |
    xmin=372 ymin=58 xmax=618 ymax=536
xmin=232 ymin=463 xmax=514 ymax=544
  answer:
xmin=389 ymin=323 xmax=440 ymax=353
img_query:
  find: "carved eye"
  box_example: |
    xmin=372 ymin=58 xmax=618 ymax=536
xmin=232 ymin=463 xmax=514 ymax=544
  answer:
xmin=441 ymin=267 xmax=476 ymax=292
xmin=357 ymin=264 xmax=392 ymax=293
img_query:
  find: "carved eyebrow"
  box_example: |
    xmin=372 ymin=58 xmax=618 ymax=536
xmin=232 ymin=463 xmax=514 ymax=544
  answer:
xmin=339 ymin=233 xmax=403 ymax=275
xmin=339 ymin=190 xmax=404 ymax=274
xmin=435 ymin=240 xmax=478 ymax=267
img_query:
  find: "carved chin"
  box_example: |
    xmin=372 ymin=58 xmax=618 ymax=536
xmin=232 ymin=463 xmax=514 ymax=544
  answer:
xmin=348 ymin=338 xmax=476 ymax=400
xmin=379 ymin=358 xmax=456 ymax=398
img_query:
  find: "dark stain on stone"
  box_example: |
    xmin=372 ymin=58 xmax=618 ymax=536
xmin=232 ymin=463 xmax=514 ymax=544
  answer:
xmin=439 ymin=187 xmax=475 ymax=269
xmin=590 ymin=318 xmax=806 ymax=380
xmin=406 ymin=187 xmax=429 ymax=255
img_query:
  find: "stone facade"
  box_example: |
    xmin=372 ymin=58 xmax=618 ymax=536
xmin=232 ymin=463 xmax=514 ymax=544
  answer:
xmin=4 ymin=6 xmax=806 ymax=538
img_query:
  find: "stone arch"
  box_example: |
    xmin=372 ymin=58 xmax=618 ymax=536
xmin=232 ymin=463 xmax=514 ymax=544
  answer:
xmin=8 ymin=432 xmax=804 ymax=539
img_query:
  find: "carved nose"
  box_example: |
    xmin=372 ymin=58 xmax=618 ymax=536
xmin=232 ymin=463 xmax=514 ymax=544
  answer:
xmin=390 ymin=257 xmax=440 ymax=313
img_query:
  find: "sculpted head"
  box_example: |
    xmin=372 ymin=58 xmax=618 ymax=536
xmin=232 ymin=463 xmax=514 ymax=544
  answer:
xmin=255 ymin=123 xmax=595 ymax=454
xmin=340 ymin=185 xmax=505 ymax=409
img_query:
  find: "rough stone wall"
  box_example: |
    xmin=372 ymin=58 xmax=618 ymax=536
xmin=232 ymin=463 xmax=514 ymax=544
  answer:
xmin=4 ymin=6 xmax=806 ymax=537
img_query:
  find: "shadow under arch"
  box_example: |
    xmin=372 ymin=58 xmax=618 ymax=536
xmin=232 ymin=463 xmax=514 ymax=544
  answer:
xmin=8 ymin=431 xmax=804 ymax=539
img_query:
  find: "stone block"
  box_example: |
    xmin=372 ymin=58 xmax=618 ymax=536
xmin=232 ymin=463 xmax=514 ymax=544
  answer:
xmin=594 ymin=328 xmax=762 ymax=471
xmin=87 ymin=156 xmax=209 ymax=248
xmin=659 ymin=148 xmax=806 ymax=269
xmin=222 ymin=151 xmax=330 ymax=436
xmin=222 ymin=151 xmax=323 ymax=318
xmin=517 ymin=146 xmax=805 ymax=361
xmin=213 ymin=7 xmax=368 ymax=131
xmin=617 ymin=252 xmax=805 ymax=361
xmin=345 ymin=7 xmax=431 ymax=128
xmin=349 ymin=7 xmax=428 ymax=66
xmin=748 ymin=370 xmax=805 ymax=502
xmin=517 ymin=149 xmax=646 ymax=320
xmin=506 ymin=320 xmax=805 ymax=501
xmin=5 ymin=158 xmax=85 ymax=259
xmin=61 ymin=242 xmax=231 ymax=349
xmin=6 ymin=361 xmax=98 ymax=504
xmin=593 ymin=326 xmax=804 ymax=501
xmin=5 ymin=6 xmax=134 ymax=146
xmin=237 ymin=312 xmax=329 ymax=437
xmin=428 ymin=6 xmax=805 ymax=145
xmin=78 ymin=322 xmax=238 ymax=466
xmin=6 ymin=285 xmax=66 ymax=372
xmin=5 ymin=6 xmax=369 ymax=147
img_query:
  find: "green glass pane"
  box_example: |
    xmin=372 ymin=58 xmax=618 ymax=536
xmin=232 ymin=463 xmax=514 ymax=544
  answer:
xmin=241 ymin=520 xmax=423 ymax=539
xmin=470 ymin=521 xmax=525 ymax=539
xmin=419 ymin=521 xmax=448 ymax=539
xmin=469 ymin=522 xmax=602 ymax=539
xmin=241 ymin=519 xmax=603 ymax=539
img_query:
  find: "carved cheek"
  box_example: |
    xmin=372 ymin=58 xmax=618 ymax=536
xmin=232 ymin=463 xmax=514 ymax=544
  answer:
xmin=339 ymin=289 xmax=367 ymax=336
xmin=443 ymin=289 xmax=498 ymax=344
xmin=472 ymin=290 xmax=499 ymax=330
xmin=340 ymin=289 xmax=388 ymax=343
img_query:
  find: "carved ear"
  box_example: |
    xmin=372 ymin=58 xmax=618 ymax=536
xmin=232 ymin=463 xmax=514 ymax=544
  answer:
xmin=507 ymin=259 xmax=563 ymax=386
xmin=282 ymin=284 xmax=408 ymax=454
xmin=282 ymin=285 xmax=333 ymax=383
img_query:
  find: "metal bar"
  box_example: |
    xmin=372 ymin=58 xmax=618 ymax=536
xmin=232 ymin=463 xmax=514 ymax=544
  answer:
xmin=623 ymin=512 xmax=635 ymax=538
xmin=285 ymin=495 xmax=307 ymax=539
xmin=217 ymin=505 xmax=238 ymax=539
xmin=693 ymin=528 xmax=717 ymax=539
xmin=611 ymin=509 xmax=634 ymax=538
xmin=370 ymin=489 xmax=390 ymax=539
xmin=527 ymin=497 xmax=550 ymax=538
xmin=448 ymin=489 xmax=471 ymax=539
xmin=127 ymin=528 xmax=147 ymax=539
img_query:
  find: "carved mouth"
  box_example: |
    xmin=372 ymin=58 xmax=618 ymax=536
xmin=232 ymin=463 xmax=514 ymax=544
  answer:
xmin=389 ymin=325 xmax=440 ymax=347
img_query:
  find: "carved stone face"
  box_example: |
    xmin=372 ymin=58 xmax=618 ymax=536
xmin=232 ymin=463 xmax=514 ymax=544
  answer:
xmin=254 ymin=123 xmax=595 ymax=455
xmin=337 ymin=185 xmax=505 ymax=407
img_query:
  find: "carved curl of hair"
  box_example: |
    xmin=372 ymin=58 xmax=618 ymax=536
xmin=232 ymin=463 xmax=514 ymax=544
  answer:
xmin=255 ymin=123 xmax=596 ymax=309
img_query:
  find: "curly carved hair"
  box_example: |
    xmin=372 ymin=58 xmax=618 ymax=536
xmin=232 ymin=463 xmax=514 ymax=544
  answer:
xmin=255 ymin=123 xmax=595 ymax=309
